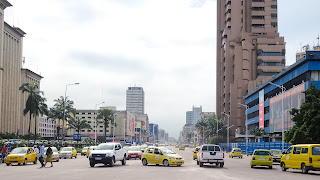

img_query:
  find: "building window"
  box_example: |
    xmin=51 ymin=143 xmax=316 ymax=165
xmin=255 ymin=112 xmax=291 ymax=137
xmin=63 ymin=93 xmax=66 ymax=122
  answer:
xmin=252 ymin=7 xmax=264 ymax=11
xmin=99 ymin=130 xmax=103 ymax=132
xmin=88 ymin=121 xmax=91 ymax=123
xmin=88 ymin=130 xmax=91 ymax=132
xmin=258 ymin=62 xmax=284 ymax=66
xmin=258 ymin=52 xmax=284 ymax=56
xmin=271 ymin=5 xmax=277 ymax=10
xmin=252 ymin=0 xmax=264 ymax=2
xmin=252 ymin=24 xmax=265 ymax=28
xmin=252 ymin=16 xmax=264 ymax=19
xmin=271 ymin=14 xmax=277 ymax=19
xmin=271 ymin=22 xmax=277 ymax=28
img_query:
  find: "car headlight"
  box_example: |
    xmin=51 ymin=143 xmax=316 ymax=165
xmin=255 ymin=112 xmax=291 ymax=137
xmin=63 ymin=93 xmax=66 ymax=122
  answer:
xmin=105 ymin=153 xmax=111 ymax=157
xmin=89 ymin=154 xmax=92 ymax=158
xmin=169 ymin=157 xmax=175 ymax=160
xmin=19 ymin=156 xmax=24 ymax=158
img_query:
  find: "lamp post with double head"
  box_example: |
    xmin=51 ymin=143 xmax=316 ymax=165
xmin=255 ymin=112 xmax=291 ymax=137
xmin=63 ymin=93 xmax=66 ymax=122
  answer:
xmin=238 ymin=103 xmax=249 ymax=155
xmin=221 ymin=112 xmax=230 ymax=151
xmin=269 ymin=82 xmax=286 ymax=152
xmin=94 ymin=102 xmax=105 ymax=145
xmin=62 ymin=83 xmax=79 ymax=143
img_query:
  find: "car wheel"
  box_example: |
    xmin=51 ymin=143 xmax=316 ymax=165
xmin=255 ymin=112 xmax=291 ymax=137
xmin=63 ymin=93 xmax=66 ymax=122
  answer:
xmin=142 ymin=158 xmax=148 ymax=166
xmin=281 ymin=162 xmax=287 ymax=171
xmin=197 ymin=161 xmax=199 ymax=165
xmin=23 ymin=159 xmax=27 ymax=165
xmin=33 ymin=157 xmax=37 ymax=164
xmin=6 ymin=163 xmax=10 ymax=166
xmin=251 ymin=165 xmax=254 ymax=168
xmin=71 ymin=156 xmax=73 ymax=159
xmin=122 ymin=156 xmax=126 ymax=165
xmin=59 ymin=157 xmax=61 ymax=159
xmin=220 ymin=163 xmax=224 ymax=168
xmin=90 ymin=162 xmax=95 ymax=167
xmin=199 ymin=162 xmax=203 ymax=167
xmin=163 ymin=159 xmax=169 ymax=167
xmin=109 ymin=157 xmax=115 ymax=167
xmin=64 ymin=157 xmax=66 ymax=159
xmin=75 ymin=155 xmax=77 ymax=158
xmin=269 ymin=166 xmax=272 ymax=169
xmin=302 ymin=164 xmax=308 ymax=174
xmin=231 ymin=156 xmax=233 ymax=158
xmin=56 ymin=159 xmax=59 ymax=162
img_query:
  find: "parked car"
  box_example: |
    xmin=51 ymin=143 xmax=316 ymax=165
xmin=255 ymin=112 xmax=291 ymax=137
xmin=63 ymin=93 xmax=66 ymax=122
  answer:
xmin=280 ymin=144 xmax=320 ymax=174
xmin=250 ymin=149 xmax=273 ymax=169
xmin=59 ymin=147 xmax=77 ymax=159
xmin=197 ymin=144 xmax=224 ymax=167
xmin=5 ymin=147 xmax=37 ymax=166
xmin=89 ymin=143 xmax=127 ymax=167
xmin=179 ymin=146 xmax=185 ymax=151
xmin=229 ymin=148 xmax=243 ymax=158
xmin=141 ymin=147 xmax=184 ymax=166
xmin=44 ymin=147 xmax=59 ymax=162
xmin=270 ymin=149 xmax=282 ymax=162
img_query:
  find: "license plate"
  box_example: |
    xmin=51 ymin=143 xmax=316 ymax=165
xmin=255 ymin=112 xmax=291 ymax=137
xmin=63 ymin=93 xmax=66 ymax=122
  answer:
xmin=259 ymin=158 xmax=265 ymax=160
xmin=131 ymin=155 xmax=136 ymax=157
xmin=177 ymin=161 xmax=182 ymax=163
xmin=95 ymin=157 xmax=102 ymax=160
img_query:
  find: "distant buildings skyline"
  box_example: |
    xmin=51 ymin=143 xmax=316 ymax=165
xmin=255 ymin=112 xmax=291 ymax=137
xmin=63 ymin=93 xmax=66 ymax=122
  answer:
xmin=126 ymin=86 xmax=145 ymax=115
xmin=186 ymin=105 xmax=202 ymax=125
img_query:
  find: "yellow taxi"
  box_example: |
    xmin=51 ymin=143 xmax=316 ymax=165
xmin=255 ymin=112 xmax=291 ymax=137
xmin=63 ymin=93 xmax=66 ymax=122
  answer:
xmin=270 ymin=149 xmax=282 ymax=162
xmin=280 ymin=144 xmax=320 ymax=174
xmin=175 ymin=145 xmax=179 ymax=148
xmin=86 ymin=146 xmax=97 ymax=158
xmin=229 ymin=148 xmax=243 ymax=158
xmin=81 ymin=147 xmax=89 ymax=156
xmin=5 ymin=147 xmax=38 ymax=166
xmin=141 ymin=147 xmax=184 ymax=166
xmin=179 ymin=146 xmax=185 ymax=151
xmin=59 ymin=147 xmax=77 ymax=159
xmin=193 ymin=146 xmax=200 ymax=160
xmin=250 ymin=149 xmax=273 ymax=169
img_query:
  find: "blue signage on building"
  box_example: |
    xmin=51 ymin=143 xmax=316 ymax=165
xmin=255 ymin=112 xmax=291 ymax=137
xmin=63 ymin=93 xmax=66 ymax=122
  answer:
xmin=73 ymin=134 xmax=81 ymax=140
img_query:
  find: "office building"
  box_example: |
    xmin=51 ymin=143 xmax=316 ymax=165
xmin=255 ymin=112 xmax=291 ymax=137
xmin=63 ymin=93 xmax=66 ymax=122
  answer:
xmin=186 ymin=105 xmax=202 ymax=125
xmin=126 ymin=87 xmax=144 ymax=115
xmin=216 ymin=0 xmax=286 ymax=135
xmin=244 ymin=51 xmax=320 ymax=141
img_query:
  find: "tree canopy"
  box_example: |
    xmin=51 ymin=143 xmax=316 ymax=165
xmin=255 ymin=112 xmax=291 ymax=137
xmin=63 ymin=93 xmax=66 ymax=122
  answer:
xmin=97 ymin=109 xmax=114 ymax=141
xmin=285 ymin=84 xmax=320 ymax=144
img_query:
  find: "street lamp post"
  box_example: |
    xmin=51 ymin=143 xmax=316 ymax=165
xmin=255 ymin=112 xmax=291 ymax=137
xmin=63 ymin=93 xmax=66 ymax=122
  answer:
xmin=221 ymin=112 xmax=230 ymax=151
xmin=238 ymin=103 xmax=249 ymax=155
xmin=94 ymin=102 xmax=105 ymax=145
xmin=62 ymin=83 xmax=79 ymax=143
xmin=113 ymin=114 xmax=116 ymax=142
xmin=269 ymin=82 xmax=286 ymax=152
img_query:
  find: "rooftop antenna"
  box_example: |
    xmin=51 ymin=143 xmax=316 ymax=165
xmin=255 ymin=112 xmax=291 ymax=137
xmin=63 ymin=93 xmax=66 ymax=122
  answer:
xmin=317 ymin=34 xmax=320 ymax=47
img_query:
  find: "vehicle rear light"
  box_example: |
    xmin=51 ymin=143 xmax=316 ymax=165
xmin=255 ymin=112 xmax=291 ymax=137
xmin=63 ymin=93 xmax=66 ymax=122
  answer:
xmin=253 ymin=157 xmax=255 ymax=160
xmin=223 ymin=153 xmax=224 ymax=158
xmin=201 ymin=152 xmax=203 ymax=158
xmin=232 ymin=152 xmax=234 ymax=153
xmin=269 ymin=158 xmax=272 ymax=161
xmin=309 ymin=157 xmax=312 ymax=164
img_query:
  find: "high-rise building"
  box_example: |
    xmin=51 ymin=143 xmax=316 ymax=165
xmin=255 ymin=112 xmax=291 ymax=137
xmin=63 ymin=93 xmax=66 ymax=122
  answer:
xmin=126 ymin=87 xmax=144 ymax=114
xmin=216 ymin=0 xmax=286 ymax=135
xmin=186 ymin=105 xmax=202 ymax=125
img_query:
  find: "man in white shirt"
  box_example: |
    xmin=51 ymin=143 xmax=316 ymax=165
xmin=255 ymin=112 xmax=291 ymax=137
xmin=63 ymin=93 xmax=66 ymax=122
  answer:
xmin=33 ymin=144 xmax=39 ymax=156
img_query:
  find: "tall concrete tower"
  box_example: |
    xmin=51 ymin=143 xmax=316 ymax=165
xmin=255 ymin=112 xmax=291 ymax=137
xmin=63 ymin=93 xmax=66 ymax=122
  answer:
xmin=126 ymin=87 xmax=144 ymax=115
xmin=216 ymin=0 xmax=286 ymax=135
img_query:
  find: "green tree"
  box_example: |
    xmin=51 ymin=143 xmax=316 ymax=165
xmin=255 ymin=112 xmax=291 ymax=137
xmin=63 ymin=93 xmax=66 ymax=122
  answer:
xmin=285 ymin=84 xmax=320 ymax=144
xmin=250 ymin=126 xmax=267 ymax=137
xmin=97 ymin=109 xmax=114 ymax=141
xmin=68 ymin=117 xmax=92 ymax=142
xmin=19 ymin=82 xmax=48 ymax=141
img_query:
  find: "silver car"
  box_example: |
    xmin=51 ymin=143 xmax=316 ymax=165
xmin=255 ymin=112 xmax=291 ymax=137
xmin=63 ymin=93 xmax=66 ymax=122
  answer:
xmin=44 ymin=147 xmax=59 ymax=162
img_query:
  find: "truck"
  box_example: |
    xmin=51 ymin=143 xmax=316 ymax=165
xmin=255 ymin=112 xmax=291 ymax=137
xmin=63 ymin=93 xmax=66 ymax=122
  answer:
xmin=197 ymin=144 xmax=224 ymax=167
xmin=89 ymin=142 xmax=127 ymax=167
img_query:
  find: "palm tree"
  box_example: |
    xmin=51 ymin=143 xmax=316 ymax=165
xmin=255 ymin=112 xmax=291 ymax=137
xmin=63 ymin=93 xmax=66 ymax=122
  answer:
xmin=19 ymin=82 xmax=48 ymax=141
xmin=97 ymin=109 xmax=114 ymax=141
xmin=68 ymin=117 xmax=92 ymax=142
xmin=195 ymin=118 xmax=208 ymax=142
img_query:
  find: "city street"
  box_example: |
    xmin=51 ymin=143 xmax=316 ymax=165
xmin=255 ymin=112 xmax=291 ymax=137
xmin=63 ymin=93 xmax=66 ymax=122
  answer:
xmin=0 ymin=147 xmax=319 ymax=180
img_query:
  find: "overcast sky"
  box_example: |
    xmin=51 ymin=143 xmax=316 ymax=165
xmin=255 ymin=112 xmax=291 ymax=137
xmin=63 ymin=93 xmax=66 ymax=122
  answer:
xmin=4 ymin=0 xmax=320 ymax=139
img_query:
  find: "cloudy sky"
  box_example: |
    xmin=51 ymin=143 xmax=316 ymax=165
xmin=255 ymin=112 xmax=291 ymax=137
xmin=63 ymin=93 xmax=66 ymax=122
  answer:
xmin=4 ymin=0 xmax=320 ymax=138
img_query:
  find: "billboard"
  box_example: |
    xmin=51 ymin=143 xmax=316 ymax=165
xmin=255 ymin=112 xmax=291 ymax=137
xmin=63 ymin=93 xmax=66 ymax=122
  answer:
xmin=126 ymin=111 xmax=135 ymax=136
xmin=259 ymin=90 xmax=264 ymax=129
xmin=269 ymin=83 xmax=305 ymax=133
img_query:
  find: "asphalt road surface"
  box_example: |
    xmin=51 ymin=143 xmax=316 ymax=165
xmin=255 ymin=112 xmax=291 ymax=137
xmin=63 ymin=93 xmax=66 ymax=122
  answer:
xmin=0 ymin=147 xmax=319 ymax=180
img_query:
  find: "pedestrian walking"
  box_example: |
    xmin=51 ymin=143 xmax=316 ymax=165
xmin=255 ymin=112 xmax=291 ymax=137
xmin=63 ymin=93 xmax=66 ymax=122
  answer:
xmin=39 ymin=143 xmax=45 ymax=168
xmin=33 ymin=144 xmax=39 ymax=156
xmin=44 ymin=144 xmax=53 ymax=167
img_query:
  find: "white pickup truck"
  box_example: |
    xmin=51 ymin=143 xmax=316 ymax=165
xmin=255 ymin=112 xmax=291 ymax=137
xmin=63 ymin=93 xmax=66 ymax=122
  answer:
xmin=89 ymin=142 xmax=127 ymax=167
xmin=197 ymin=144 xmax=224 ymax=167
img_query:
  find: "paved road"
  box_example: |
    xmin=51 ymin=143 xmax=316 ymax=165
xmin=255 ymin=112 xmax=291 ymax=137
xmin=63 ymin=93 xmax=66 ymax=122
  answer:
xmin=0 ymin=147 xmax=319 ymax=180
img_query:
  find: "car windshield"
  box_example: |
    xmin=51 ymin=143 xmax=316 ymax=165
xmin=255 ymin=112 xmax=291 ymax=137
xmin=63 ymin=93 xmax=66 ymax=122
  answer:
xmin=312 ymin=147 xmax=320 ymax=155
xmin=11 ymin=148 xmax=27 ymax=154
xmin=270 ymin=150 xmax=281 ymax=154
xmin=128 ymin=146 xmax=140 ymax=151
xmin=45 ymin=147 xmax=58 ymax=152
xmin=234 ymin=149 xmax=242 ymax=152
xmin=161 ymin=148 xmax=176 ymax=155
xmin=61 ymin=147 xmax=72 ymax=151
xmin=254 ymin=151 xmax=270 ymax=156
xmin=83 ymin=147 xmax=88 ymax=150
xmin=96 ymin=144 xmax=114 ymax=150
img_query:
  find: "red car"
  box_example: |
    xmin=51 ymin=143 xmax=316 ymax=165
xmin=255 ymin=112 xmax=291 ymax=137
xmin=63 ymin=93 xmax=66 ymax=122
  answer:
xmin=127 ymin=146 xmax=142 ymax=160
